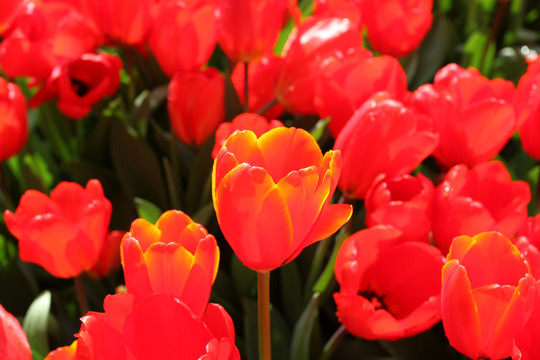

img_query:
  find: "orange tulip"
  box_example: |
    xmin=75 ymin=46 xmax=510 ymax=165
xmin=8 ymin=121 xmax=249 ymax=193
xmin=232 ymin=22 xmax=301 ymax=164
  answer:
xmin=212 ymin=127 xmax=352 ymax=271
xmin=45 ymin=341 xmax=77 ymax=360
xmin=121 ymin=210 xmax=219 ymax=318
xmin=441 ymin=232 xmax=535 ymax=359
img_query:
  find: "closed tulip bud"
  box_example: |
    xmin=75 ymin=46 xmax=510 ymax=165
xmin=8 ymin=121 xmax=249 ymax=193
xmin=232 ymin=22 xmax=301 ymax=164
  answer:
xmin=0 ymin=303 xmax=31 ymax=360
xmin=4 ymin=180 xmax=112 ymax=278
xmin=168 ymin=68 xmax=225 ymax=147
xmin=0 ymin=78 xmax=28 ymax=162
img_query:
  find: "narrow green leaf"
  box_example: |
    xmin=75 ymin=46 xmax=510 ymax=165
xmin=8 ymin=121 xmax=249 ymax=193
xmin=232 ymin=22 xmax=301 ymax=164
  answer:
xmin=134 ymin=197 xmax=162 ymax=223
xmin=290 ymin=293 xmax=319 ymax=360
xmin=22 ymin=291 xmax=51 ymax=358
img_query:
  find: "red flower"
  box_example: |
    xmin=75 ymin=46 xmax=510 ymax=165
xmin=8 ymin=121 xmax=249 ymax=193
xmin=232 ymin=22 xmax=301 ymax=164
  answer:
xmin=0 ymin=0 xmax=23 ymax=34
xmin=121 ymin=210 xmax=219 ymax=318
xmin=513 ymin=215 xmax=540 ymax=279
xmin=334 ymin=97 xmax=438 ymax=199
xmin=215 ymin=0 xmax=296 ymax=62
xmin=315 ymin=53 xmax=408 ymax=137
xmin=365 ymin=173 xmax=434 ymax=243
xmin=30 ymin=52 xmax=122 ymax=119
xmin=231 ymin=55 xmax=285 ymax=119
xmin=0 ymin=78 xmax=28 ymax=162
xmin=515 ymin=282 xmax=540 ymax=360
xmin=0 ymin=1 xmax=99 ymax=80
xmin=361 ymin=0 xmax=433 ymax=57
xmin=441 ymin=232 xmax=535 ymax=359
xmin=4 ymin=179 xmax=112 ymax=278
xmin=86 ymin=230 xmax=125 ymax=279
xmin=312 ymin=0 xmax=363 ymax=25
xmin=212 ymin=113 xmax=284 ymax=158
xmin=85 ymin=0 xmax=153 ymax=45
xmin=149 ymin=1 xmax=217 ymax=76
xmin=516 ymin=57 xmax=540 ymax=160
xmin=0 ymin=303 xmax=31 ymax=360
xmin=410 ymin=63 xmax=516 ymax=168
xmin=45 ymin=341 xmax=77 ymax=360
xmin=76 ymin=293 xmax=240 ymax=360
xmin=334 ymin=226 xmax=444 ymax=340
xmin=212 ymin=127 xmax=352 ymax=271
xmin=275 ymin=16 xmax=365 ymax=115
xmin=432 ymin=161 xmax=530 ymax=254
xmin=168 ymin=68 xmax=225 ymax=147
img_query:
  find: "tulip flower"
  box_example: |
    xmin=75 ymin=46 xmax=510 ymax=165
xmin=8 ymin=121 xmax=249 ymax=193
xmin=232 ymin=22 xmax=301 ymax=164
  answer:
xmin=0 ymin=303 xmax=31 ymax=360
xmin=215 ymin=0 xmax=296 ymax=62
xmin=0 ymin=78 xmax=28 ymax=162
xmin=86 ymin=230 xmax=125 ymax=279
xmin=334 ymin=97 xmax=438 ymax=199
xmin=0 ymin=0 xmax=22 ymax=34
xmin=516 ymin=57 xmax=540 ymax=160
xmin=334 ymin=226 xmax=444 ymax=340
xmin=312 ymin=0 xmax=363 ymax=25
xmin=4 ymin=179 xmax=112 ymax=278
xmin=30 ymin=52 xmax=122 ymax=119
xmin=85 ymin=0 xmax=153 ymax=45
xmin=441 ymin=232 xmax=535 ymax=359
xmin=77 ymin=293 xmax=240 ymax=360
xmin=432 ymin=161 xmax=530 ymax=254
xmin=121 ymin=210 xmax=219 ymax=317
xmin=0 ymin=1 xmax=99 ymax=80
xmin=409 ymin=63 xmax=516 ymax=168
xmin=212 ymin=127 xmax=352 ymax=271
xmin=314 ymin=54 xmax=408 ymax=137
xmin=168 ymin=68 xmax=225 ymax=147
xmin=365 ymin=173 xmax=434 ymax=243
xmin=231 ymin=55 xmax=285 ymax=119
xmin=361 ymin=0 xmax=433 ymax=58
xmin=513 ymin=215 xmax=540 ymax=279
xmin=275 ymin=16 xmax=365 ymax=115
xmin=212 ymin=113 xmax=284 ymax=158
xmin=149 ymin=1 xmax=217 ymax=76
xmin=515 ymin=282 xmax=540 ymax=360
xmin=45 ymin=341 xmax=77 ymax=360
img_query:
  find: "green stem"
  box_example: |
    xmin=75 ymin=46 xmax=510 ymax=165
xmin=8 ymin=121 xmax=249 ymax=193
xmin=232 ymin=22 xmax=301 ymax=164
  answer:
xmin=40 ymin=105 xmax=72 ymax=162
xmin=74 ymin=275 xmax=89 ymax=316
xmin=255 ymin=98 xmax=278 ymax=116
xmin=0 ymin=164 xmax=14 ymax=210
xmin=536 ymin=162 xmax=540 ymax=214
xmin=320 ymin=325 xmax=347 ymax=360
xmin=258 ymin=271 xmax=272 ymax=360
xmin=244 ymin=61 xmax=250 ymax=113
xmin=480 ymin=0 xmax=508 ymax=72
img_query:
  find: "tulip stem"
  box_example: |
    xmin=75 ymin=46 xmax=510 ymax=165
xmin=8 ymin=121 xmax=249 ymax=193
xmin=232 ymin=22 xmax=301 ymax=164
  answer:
xmin=74 ymin=275 xmax=89 ymax=316
xmin=536 ymin=161 xmax=540 ymax=214
xmin=256 ymin=98 xmax=278 ymax=116
xmin=244 ymin=61 xmax=250 ymax=112
xmin=320 ymin=325 xmax=347 ymax=360
xmin=257 ymin=271 xmax=272 ymax=360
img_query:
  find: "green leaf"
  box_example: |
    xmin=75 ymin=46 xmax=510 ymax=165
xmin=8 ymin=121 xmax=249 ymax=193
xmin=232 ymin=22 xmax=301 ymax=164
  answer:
xmin=462 ymin=29 xmax=495 ymax=75
xmin=279 ymin=261 xmax=303 ymax=326
xmin=310 ymin=118 xmax=330 ymax=143
xmin=290 ymin=293 xmax=319 ymax=360
xmin=134 ymin=197 xmax=162 ymax=223
xmin=22 ymin=291 xmax=51 ymax=358
xmin=313 ymin=227 xmax=349 ymax=294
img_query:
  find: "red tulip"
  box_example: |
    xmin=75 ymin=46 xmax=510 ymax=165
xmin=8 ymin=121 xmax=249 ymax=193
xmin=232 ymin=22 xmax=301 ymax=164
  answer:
xmin=168 ymin=68 xmax=225 ymax=147
xmin=231 ymin=55 xmax=285 ymax=119
xmin=361 ymin=0 xmax=433 ymax=57
xmin=0 ymin=0 xmax=23 ymax=34
xmin=312 ymin=0 xmax=363 ymax=25
xmin=0 ymin=303 xmax=31 ymax=360
xmin=441 ymin=232 xmax=535 ymax=359
xmin=515 ymin=281 xmax=540 ymax=360
xmin=45 ymin=341 xmax=77 ymax=360
xmin=275 ymin=16 xmax=365 ymax=114
xmin=512 ymin=215 xmax=540 ymax=279
xmin=121 ymin=210 xmax=219 ymax=318
xmin=365 ymin=173 xmax=434 ymax=243
xmin=315 ymin=53 xmax=408 ymax=137
xmin=212 ymin=113 xmax=284 ymax=158
xmin=432 ymin=161 xmax=530 ymax=255
xmin=212 ymin=127 xmax=352 ymax=271
xmin=4 ymin=179 xmax=112 ymax=278
xmin=409 ymin=63 xmax=516 ymax=168
xmin=215 ymin=0 xmax=296 ymax=62
xmin=30 ymin=52 xmax=122 ymax=119
xmin=516 ymin=57 xmax=540 ymax=160
xmin=85 ymin=230 xmax=125 ymax=279
xmin=334 ymin=226 xmax=444 ymax=340
xmin=85 ymin=0 xmax=154 ymax=45
xmin=77 ymin=293 xmax=239 ymax=360
xmin=334 ymin=97 xmax=438 ymax=199
xmin=149 ymin=1 xmax=217 ymax=75
xmin=0 ymin=1 xmax=99 ymax=80
xmin=0 ymin=78 xmax=28 ymax=162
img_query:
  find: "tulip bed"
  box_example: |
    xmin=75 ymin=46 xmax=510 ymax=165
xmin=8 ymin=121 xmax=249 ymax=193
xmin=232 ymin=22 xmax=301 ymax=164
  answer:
xmin=1 ymin=1 xmax=540 ymax=359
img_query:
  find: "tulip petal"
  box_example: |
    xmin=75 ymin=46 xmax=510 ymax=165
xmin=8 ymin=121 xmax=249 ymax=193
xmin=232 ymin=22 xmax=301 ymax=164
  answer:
xmin=441 ymin=260 xmax=482 ymax=360
xmin=128 ymin=218 xmax=161 ymax=253
xmin=215 ymin=164 xmax=293 ymax=271
xmin=121 ymin=235 xmax=153 ymax=297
